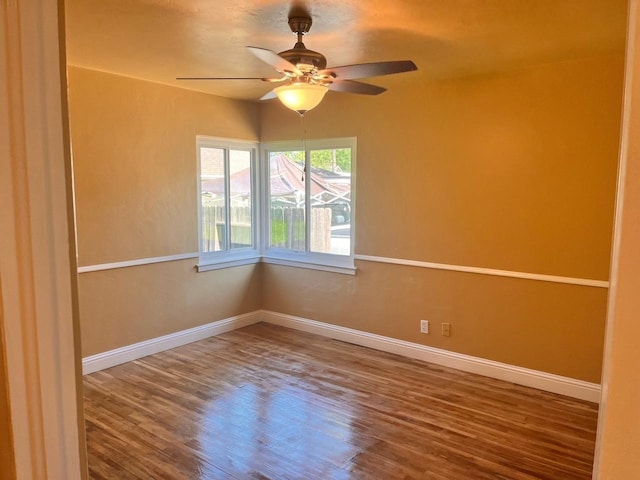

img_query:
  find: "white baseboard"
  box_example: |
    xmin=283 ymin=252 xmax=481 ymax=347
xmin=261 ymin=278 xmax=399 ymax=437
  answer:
xmin=82 ymin=311 xmax=261 ymax=375
xmin=82 ymin=309 xmax=601 ymax=403
xmin=258 ymin=310 xmax=601 ymax=403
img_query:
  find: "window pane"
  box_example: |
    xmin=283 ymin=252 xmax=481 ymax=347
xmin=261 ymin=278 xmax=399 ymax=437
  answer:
xmin=229 ymin=149 xmax=252 ymax=249
xmin=309 ymin=148 xmax=352 ymax=255
xmin=200 ymin=147 xmax=226 ymax=252
xmin=269 ymin=150 xmax=305 ymax=250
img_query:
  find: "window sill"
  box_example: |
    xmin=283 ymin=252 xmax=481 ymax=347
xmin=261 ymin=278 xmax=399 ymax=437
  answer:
xmin=196 ymin=253 xmax=356 ymax=275
xmin=261 ymin=255 xmax=356 ymax=276
xmin=196 ymin=256 xmax=260 ymax=272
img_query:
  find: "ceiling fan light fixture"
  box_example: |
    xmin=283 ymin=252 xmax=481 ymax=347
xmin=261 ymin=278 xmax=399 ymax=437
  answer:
xmin=274 ymin=83 xmax=328 ymax=115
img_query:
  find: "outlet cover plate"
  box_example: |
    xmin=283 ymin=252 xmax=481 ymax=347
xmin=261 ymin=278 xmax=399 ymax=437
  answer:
xmin=420 ymin=320 xmax=429 ymax=334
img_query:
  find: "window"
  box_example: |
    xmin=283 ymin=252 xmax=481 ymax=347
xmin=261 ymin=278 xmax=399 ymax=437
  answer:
xmin=262 ymin=138 xmax=355 ymax=273
xmin=197 ymin=136 xmax=259 ymax=271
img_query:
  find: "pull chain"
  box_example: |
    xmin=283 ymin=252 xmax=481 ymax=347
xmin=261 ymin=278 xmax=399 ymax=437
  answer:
xmin=300 ymin=113 xmax=306 ymax=181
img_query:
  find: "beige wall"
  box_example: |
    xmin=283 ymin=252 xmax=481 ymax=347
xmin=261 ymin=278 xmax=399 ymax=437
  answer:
xmin=69 ymin=67 xmax=260 ymax=265
xmin=262 ymin=263 xmax=608 ymax=381
xmin=21 ymin=0 xmax=640 ymax=475
xmin=68 ymin=67 xmax=262 ymax=356
xmin=70 ymin=52 xmax=623 ymax=380
xmin=261 ymin=54 xmax=624 ymax=383
xmin=594 ymin=1 xmax=640 ymax=476
xmin=263 ymin=55 xmax=622 ymax=280
xmin=78 ymin=261 xmax=261 ymax=355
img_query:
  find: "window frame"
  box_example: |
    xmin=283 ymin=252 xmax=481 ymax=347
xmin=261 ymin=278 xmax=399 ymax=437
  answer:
xmin=196 ymin=136 xmax=260 ymax=272
xmin=261 ymin=137 xmax=356 ymax=274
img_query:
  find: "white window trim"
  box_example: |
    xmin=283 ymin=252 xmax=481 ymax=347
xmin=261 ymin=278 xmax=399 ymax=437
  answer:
xmin=195 ymin=136 xmax=357 ymax=275
xmin=196 ymin=136 xmax=260 ymax=269
xmin=261 ymin=137 xmax=356 ymax=272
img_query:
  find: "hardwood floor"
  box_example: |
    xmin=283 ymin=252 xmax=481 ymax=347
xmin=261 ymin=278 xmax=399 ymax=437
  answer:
xmin=84 ymin=323 xmax=598 ymax=479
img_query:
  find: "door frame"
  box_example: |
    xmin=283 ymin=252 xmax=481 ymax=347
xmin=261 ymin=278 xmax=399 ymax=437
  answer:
xmin=1 ymin=0 xmax=85 ymax=478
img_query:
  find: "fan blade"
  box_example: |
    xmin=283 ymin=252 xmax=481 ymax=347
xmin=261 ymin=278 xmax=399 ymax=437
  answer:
xmin=328 ymin=80 xmax=387 ymax=95
xmin=176 ymin=77 xmax=277 ymax=81
xmin=260 ymin=90 xmax=278 ymax=101
xmin=319 ymin=60 xmax=417 ymax=80
xmin=247 ymin=46 xmax=302 ymax=76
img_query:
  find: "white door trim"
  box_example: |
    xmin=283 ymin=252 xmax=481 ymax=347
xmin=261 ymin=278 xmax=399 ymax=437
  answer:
xmin=0 ymin=0 xmax=85 ymax=478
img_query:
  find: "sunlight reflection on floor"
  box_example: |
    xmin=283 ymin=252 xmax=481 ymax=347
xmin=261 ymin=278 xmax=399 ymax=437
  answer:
xmin=197 ymin=381 xmax=360 ymax=478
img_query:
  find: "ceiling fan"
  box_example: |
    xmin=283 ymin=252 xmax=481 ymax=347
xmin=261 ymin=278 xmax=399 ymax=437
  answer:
xmin=177 ymin=15 xmax=418 ymax=115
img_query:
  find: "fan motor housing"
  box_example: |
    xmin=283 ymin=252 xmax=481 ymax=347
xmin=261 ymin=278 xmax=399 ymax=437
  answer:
xmin=288 ymin=16 xmax=312 ymax=34
xmin=278 ymin=43 xmax=327 ymax=71
xmin=280 ymin=15 xmax=327 ymax=71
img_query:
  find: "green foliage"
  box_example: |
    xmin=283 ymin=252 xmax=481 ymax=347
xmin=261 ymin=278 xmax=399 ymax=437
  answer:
xmin=270 ymin=219 xmax=287 ymax=246
xmin=311 ymin=149 xmax=351 ymax=172
xmin=286 ymin=151 xmax=304 ymax=164
xmin=276 ymin=149 xmax=351 ymax=173
xmin=270 ymin=215 xmax=305 ymax=248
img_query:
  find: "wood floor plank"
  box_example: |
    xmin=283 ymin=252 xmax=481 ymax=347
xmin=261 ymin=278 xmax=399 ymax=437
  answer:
xmin=84 ymin=323 xmax=598 ymax=479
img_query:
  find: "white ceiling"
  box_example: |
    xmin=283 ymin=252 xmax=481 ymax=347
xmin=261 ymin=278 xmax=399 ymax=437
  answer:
xmin=65 ymin=0 xmax=628 ymax=102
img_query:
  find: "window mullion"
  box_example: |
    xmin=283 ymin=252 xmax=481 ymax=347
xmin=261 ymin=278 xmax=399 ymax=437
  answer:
xmin=262 ymin=149 xmax=270 ymax=253
xmin=197 ymin=146 xmax=204 ymax=253
xmin=305 ymin=148 xmax=311 ymax=253
xmin=252 ymin=148 xmax=259 ymax=253
xmin=224 ymin=148 xmax=231 ymax=250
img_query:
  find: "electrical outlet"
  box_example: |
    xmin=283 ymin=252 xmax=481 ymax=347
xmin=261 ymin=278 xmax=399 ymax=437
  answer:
xmin=420 ymin=320 xmax=429 ymax=334
xmin=442 ymin=323 xmax=451 ymax=337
